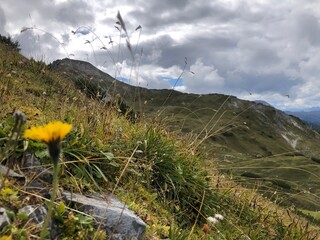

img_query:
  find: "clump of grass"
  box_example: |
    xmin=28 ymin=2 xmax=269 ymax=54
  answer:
xmin=135 ymin=126 xmax=216 ymax=222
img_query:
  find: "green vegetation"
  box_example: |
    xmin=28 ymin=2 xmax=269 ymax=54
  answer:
xmin=0 ymin=37 xmax=320 ymax=240
xmin=55 ymin=57 xmax=320 ymax=217
xmin=221 ymin=154 xmax=320 ymax=212
xmin=0 ymin=34 xmax=20 ymax=52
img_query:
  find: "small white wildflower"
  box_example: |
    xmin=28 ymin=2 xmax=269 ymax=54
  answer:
xmin=207 ymin=216 xmax=219 ymax=225
xmin=214 ymin=213 xmax=224 ymax=221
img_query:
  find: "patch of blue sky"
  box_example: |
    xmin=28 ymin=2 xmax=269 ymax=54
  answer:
xmin=116 ymin=76 xmax=130 ymax=84
xmin=162 ymin=77 xmax=184 ymax=87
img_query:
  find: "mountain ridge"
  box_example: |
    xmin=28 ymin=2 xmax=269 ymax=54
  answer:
xmin=51 ymin=58 xmax=320 ymax=157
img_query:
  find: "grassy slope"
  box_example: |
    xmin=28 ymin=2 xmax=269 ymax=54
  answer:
xmin=1 ymin=42 xmax=320 ymax=239
xmin=53 ymin=58 xmax=320 ymax=215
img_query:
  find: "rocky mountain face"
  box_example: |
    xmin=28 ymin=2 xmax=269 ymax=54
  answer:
xmin=51 ymin=58 xmax=320 ymax=158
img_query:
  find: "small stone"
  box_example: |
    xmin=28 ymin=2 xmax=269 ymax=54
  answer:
xmin=0 ymin=165 xmax=24 ymax=179
xmin=23 ymin=152 xmax=41 ymax=169
xmin=22 ymin=152 xmax=52 ymax=184
xmin=0 ymin=208 xmax=10 ymax=231
xmin=63 ymin=191 xmax=146 ymax=240
xmin=18 ymin=205 xmax=47 ymax=227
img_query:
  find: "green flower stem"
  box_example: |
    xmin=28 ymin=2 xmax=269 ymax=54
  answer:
xmin=40 ymin=159 xmax=60 ymax=240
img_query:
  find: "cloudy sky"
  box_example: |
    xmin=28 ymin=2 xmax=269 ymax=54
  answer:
xmin=1 ymin=0 xmax=320 ymax=110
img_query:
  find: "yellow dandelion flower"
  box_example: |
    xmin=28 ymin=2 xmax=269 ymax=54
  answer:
xmin=0 ymin=236 xmax=12 ymax=240
xmin=24 ymin=121 xmax=72 ymax=164
xmin=24 ymin=121 xmax=72 ymax=240
xmin=24 ymin=121 xmax=72 ymax=144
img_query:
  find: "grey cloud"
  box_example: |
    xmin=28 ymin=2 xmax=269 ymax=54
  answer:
xmin=236 ymin=37 xmax=282 ymax=74
xmin=291 ymin=11 xmax=320 ymax=46
xmin=183 ymin=59 xmax=225 ymax=94
xmin=79 ymin=34 xmax=176 ymax=69
xmin=51 ymin=0 xmax=94 ymax=26
xmin=61 ymin=33 xmax=70 ymax=45
xmin=2 ymin=0 xmax=94 ymax=33
xmin=298 ymin=50 xmax=320 ymax=80
xmin=2 ymin=0 xmax=44 ymax=17
xmin=0 ymin=6 xmax=6 ymax=35
xmin=137 ymin=32 xmax=239 ymax=75
xmin=133 ymin=29 xmax=299 ymax=96
xmin=1 ymin=0 xmax=45 ymax=31
xmin=127 ymin=1 xmax=237 ymax=34
xmin=15 ymin=30 xmax=62 ymax=62
xmin=226 ymin=72 xmax=301 ymax=95
xmin=147 ymin=0 xmax=190 ymax=10
xmin=15 ymin=31 xmax=42 ymax=54
xmin=137 ymin=35 xmax=222 ymax=69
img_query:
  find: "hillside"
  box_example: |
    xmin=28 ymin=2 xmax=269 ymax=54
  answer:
xmin=51 ymin=58 xmax=320 ymax=213
xmin=1 ymin=40 xmax=320 ymax=239
xmin=286 ymin=109 xmax=320 ymax=130
xmin=51 ymin=58 xmax=320 ymax=157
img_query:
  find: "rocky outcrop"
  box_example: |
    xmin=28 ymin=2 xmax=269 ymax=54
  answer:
xmin=16 ymin=191 xmax=146 ymax=240
xmin=63 ymin=191 xmax=146 ymax=240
